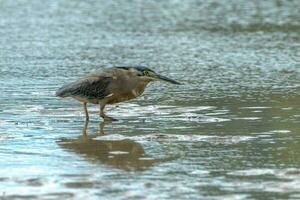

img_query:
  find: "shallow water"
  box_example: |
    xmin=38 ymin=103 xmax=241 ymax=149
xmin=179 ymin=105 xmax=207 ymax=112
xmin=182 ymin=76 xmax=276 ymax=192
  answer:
xmin=1 ymin=0 xmax=300 ymax=199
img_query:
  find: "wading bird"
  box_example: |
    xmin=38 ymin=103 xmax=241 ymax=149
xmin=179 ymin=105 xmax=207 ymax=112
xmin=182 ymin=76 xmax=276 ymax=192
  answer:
xmin=56 ymin=66 xmax=180 ymax=121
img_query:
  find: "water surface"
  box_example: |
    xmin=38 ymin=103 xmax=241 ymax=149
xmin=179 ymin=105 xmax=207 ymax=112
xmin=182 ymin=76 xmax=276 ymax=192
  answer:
xmin=1 ymin=0 xmax=300 ymax=199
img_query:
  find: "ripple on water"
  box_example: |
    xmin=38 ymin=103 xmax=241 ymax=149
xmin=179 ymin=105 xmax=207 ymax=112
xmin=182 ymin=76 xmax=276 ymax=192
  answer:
xmin=1 ymin=0 xmax=300 ymax=199
xmin=95 ymin=134 xmax=255 ymax=144
xmin=101 ymin=104 xmax=231 ymax=123
xmin=271 ymin=130 xmax=291 ymax=134
xmin=226 ymin=168 xmax=300 ymax=193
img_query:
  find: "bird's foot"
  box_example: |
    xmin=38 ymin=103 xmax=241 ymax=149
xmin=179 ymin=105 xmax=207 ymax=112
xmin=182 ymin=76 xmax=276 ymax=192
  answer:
xmin=101 ymin=114 xmax=118 ymax=122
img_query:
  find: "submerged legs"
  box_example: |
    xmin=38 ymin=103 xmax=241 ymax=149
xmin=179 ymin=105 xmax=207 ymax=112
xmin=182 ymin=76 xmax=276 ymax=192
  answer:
xmin=83 ymin=102 xmax=89 ymax=121
xmin=82 ymin=103 xmax=117 ymax=122
xmin=82 ymin=119 xmax=89 ymax=135
xmin=100 ymin=104 xmax=117 ymax=121
xmin=100 ymin=104 xmax=105 ymax=119
xmin=80 ymin=102 xmax=117 ymax=136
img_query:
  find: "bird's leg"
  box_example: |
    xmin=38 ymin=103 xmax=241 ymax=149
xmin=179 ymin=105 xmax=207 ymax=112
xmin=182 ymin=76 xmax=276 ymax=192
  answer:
xmin=83 ymin=102 xmax=89 ymax=121
xmin=100 ymin=104 xmax=105 ymax=118
xmin=82 ymin=120 xmax=89 ymax=135
xmin=99 ymin=122 xmax=105 ymax=135
xmin=100 ymin=104 xmax=117 ymax=121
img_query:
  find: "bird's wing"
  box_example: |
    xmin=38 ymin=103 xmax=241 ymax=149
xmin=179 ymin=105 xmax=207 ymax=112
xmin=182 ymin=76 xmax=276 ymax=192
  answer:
xmin=73 ymin=76 xmax=113 ymax=99
xmin=58 ymin=75 xmax=113 ymax=99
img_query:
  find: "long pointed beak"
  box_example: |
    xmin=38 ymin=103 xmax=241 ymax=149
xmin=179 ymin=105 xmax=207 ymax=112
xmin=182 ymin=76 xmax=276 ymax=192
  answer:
xmin=155 ymin=74 xmax=181 ymax=85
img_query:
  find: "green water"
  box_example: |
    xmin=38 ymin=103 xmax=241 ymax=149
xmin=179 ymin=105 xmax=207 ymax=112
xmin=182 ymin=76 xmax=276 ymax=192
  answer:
xmin=1 ymin=0 xmax=300 ymax=199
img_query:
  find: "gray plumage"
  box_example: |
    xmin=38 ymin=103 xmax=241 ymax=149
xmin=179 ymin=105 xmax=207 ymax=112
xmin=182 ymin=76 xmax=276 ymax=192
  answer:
xmin=56 ymin=76 xmax=111 ymax=99
xmin=56 ymin=66 xmax=180 ymax=121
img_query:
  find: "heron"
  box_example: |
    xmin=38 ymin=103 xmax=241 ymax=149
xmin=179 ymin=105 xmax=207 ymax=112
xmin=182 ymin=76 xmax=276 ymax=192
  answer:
xmin=56 ymin=66 xmax=180 ymax=121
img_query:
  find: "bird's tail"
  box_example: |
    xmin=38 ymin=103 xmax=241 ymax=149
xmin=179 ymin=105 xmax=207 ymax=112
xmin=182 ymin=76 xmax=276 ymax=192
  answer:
xmin=56 ymin=85 xmax=72 ymax=98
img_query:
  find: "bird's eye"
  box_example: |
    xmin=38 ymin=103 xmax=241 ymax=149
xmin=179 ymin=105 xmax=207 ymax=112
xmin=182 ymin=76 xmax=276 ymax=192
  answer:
xmin=144 ymin=71 xmax=149 ymax=76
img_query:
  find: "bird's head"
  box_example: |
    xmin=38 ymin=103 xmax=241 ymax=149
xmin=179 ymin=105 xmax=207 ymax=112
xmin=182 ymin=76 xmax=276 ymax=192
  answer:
xmin=117 ymin=66 xmax=181 ymax=85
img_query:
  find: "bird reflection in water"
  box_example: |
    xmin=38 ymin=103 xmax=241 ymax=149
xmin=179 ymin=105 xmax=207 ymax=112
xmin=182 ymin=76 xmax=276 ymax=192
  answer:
xmin=57 ymin=121 xmax=155 ymax=171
